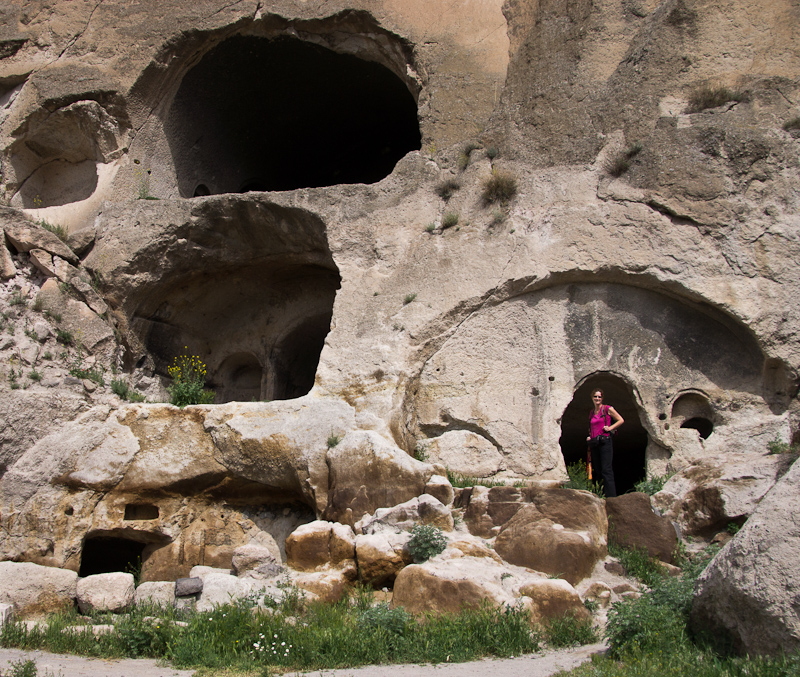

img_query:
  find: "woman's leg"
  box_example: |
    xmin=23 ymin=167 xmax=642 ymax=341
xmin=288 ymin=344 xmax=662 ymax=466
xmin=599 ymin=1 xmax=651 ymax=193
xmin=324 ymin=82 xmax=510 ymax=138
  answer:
xmin=597 ymin=437 xmax=617 ymax=497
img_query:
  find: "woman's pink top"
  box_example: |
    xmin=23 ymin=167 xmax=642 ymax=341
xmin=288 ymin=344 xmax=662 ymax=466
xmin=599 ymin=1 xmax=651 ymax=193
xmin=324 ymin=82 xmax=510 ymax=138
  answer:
xmin=590 ymin=406 xmax=609 ymax=438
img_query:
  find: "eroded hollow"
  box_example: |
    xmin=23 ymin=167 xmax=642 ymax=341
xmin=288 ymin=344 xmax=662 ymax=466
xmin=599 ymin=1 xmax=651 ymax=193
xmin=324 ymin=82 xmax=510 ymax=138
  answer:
xmin=672 ymin=392 xmax=715 ymax=439
xmin=128 ymin=200 xmax=340 ymax=403
xmin=79 ymin=536 xmax=146 ymax=577
xmin=166 ymin=34 xmax=421 ymax=196
xmin=559 ymin=373 xmax=649 ymax=495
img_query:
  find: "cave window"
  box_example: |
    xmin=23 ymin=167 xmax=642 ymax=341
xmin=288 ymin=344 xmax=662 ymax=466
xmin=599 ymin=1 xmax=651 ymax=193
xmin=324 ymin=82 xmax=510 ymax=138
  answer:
xmin=671 ymin=392 xmax=715 ymax=439
xmin=79 ymin=536 xmax=146 ymax=577
xmin=165 ymin=34 xmax=421 ymax=196
xmin=559 ymin=373 xmax=649 ymax=494
xmin=193 ymin=183 xmax=210 ymax=197
xmin=270 ymin=314 xmax=331 ymax=401
xmin=124 ymin=503 xmax=160 ymax=520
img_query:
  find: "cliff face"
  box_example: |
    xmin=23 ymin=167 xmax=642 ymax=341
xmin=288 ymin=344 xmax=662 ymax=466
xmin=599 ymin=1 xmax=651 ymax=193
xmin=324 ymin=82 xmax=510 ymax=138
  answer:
xmin=0 ymin=0 xmax=798 ymax=574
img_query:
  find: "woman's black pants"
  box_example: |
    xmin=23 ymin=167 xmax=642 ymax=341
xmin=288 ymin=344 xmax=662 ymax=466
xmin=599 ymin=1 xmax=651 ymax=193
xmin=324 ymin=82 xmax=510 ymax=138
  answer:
xmin=591 ymin=436 xmax=617 ymax=498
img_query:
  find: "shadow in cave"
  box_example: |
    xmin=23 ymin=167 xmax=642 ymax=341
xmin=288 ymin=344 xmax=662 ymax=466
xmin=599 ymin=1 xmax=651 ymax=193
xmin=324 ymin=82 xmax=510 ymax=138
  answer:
xmin=166 ymin=34 xmax=421 ymax=196
xmin=559 ymin=373 xmax=648 ymax=495
xmin=79 ymin=536 xmax=147 ymax=577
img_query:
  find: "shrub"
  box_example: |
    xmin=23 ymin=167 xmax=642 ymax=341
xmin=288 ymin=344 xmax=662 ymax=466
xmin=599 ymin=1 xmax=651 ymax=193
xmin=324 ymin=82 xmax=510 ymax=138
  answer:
xmin=457 ymin=142 xmax=481 ymax=170
xmin=564 ymin=462 xmax=605 ymax=498
xmin=605 ymin=142 xmax=643 ymax=178
xmin=403 ymin=292 xmax=417 ymax=305
xmin=424 ymin=222 xmax=436 ymax=233
xmin=607 ymin=540 xmax=666 ymax=588
xmin=486 ymin=146 xmax=499 ymax=160
xmin=441 ymin=212 xmax=459 ymax=230
xmin=358 ymin=603 xmax=410 ymax=636
xmin=543 ymin=613 xmax=598 ymax=648
xmin=38 ymin=220 xmax=69 ymax=243
xmin=481 ymin=170 xmax=518 ymax=206
xmin=634 ymin=473 xmax=670 ymax=496
xmin=326 ymin=433 xmax=342 ymax=448
xmin=29 ymin=370 xmax=42 ymax=382
xmin=5 ymin=658 xmax=38 ymax=677
xmin=9 ymin=292 xmax=26 ymax=307
xmin=111 ymin=378 xmax=146 ymax=402
xmin=167 ymin=351 xmax=215 ymax=407
xmin=69 ymin=364 xmax=104 ymax=386
xmin=686 ymin=86 xmax=746 ymax=113
xmin=55 ymin=329 xmax=73 ymax=345
xmin=407 ymin=524 xmax=447 ymax=563
xmin=435 ymin=179 xmax=461 ymax=200
xmin=766 ymin=437 xmax=798 ymax=455
xmin=446 ymin=469 xmax=505 ymax=488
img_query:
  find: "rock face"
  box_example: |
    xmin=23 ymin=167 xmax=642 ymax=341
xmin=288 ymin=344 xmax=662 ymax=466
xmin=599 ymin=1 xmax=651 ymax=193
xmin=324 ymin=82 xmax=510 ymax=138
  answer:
xmin=605 ymin=492 xmax=678 ymax=563
xmin=0 ymin=0 xmax=799 ymax=600
xmin=690 ymin=457 xmax=800 ymax=657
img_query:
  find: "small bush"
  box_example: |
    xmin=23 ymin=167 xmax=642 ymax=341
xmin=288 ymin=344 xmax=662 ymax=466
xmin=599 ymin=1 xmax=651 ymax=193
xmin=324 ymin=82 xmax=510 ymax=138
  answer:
xmin=634 ymin=473 xmax=670 ymax=495
xmin=407 ymin=524 xmax=447 ymax=563
xmin=486 ymin=146 xmax=499 ymax=160
xmin=29 ymin=370 xmax=42 ymax=382
xmin=686 ymin=86 xmax=745 ymax=113
xmin=543 ymin=613 xmax=598 ymax=648
xmin=326 ymin=433 xmax=341 ymax=448
xmin=446 ymin=469 xmax=505 ymax=488
xmin=403 ymin=292 xmax=417 ymax=305
xmin=55 ymin=329 xmax=73 ymax=345
xmin=44 ymin=310 xmax=62 ymax=323
xmin=111 ymin=378 xmax=146 ymax=402
xmin=608 ymin=540 xmax=665 ymax=588
xmin=424 ymin=222 xmax=436 ymax=233
xmin=38 ymin=220 xmax=69 ymax=243
xmin=69 ymin=364 xmax=104 ymax=386
xmin=32 ymin=296 xmax=44 ymax=312
xmin=358 ymin=603 xmax=410 ymax=636
xmin=605 ymin=142 xmax=643 ymax=178
xmin=564 ymin=462 xmax=605 ymax=498
xmin=481 ymin=170 xmax=518 ymax=206
xmin=9 ymin=292 xmax=26 ymax=307
xmin=6 ymin=658 xmax=38 ymax=677
xmin=441 ymin=212 xmax=459 ymax=230
xmin=167 ymin=352 xmax=215 ymax=407
xmin=766 ymin=437 xmax=798 ymax=455
xmin=457 ymin=142 xmax=481 ymax=171
xmin=435 ymin=179 xmax=461 ymax=201
xmin=726 ymin=521 xmax=742 ymax=535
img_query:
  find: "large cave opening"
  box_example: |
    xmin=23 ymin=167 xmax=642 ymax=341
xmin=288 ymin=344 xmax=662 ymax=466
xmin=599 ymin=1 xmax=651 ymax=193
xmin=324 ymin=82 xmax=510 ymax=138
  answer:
xmin=165 ymin=34 xmax=421 ymax=196
xmin=559 ymin=373 xmax=649 ymax=495
xmin=79 ymin=536 xmax=146 ymax=577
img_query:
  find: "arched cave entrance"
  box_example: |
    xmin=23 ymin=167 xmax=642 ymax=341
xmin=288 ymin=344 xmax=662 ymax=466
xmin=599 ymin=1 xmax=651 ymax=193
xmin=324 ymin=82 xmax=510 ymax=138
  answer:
xmin=79 ymin=536 xmax=147 ymax=577
xmin=270 ymin=315 xmax=332 ymax=401
xmin=671 ymin=392 xmax=715 ymax=440
xmin=165 ymin=34 xmax=421 ymax=196
xmin=559 ymin=373 xmax=649 ymax=495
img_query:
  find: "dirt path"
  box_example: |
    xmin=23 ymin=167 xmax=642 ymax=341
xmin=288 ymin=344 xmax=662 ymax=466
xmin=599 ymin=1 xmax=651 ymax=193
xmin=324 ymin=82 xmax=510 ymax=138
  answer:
xmin=0 ymin=644 xmax=604 ymax=677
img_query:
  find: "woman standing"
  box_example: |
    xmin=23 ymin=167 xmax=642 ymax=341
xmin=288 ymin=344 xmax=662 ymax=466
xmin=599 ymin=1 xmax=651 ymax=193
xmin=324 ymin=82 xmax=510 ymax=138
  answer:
xmin=586 ymin=389 xmax=624 ymax=497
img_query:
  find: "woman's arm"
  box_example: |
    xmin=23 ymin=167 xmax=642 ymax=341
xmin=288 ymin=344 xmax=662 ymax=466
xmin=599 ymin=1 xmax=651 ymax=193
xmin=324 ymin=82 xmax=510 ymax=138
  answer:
xmin=604 ymin=406 xmax=624 ymax=432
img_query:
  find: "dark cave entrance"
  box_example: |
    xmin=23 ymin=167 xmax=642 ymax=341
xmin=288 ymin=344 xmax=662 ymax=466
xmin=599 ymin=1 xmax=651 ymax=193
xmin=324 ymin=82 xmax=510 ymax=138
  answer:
xmin=270 ymin=314 xmax=332 ymax=401
xmin=559 ymin=373 xmax=649 ymax=495
xmin=166 ymin=34 xmax=421 ymax=196
xmin=79 ymin=536 xmax=147 ymax=577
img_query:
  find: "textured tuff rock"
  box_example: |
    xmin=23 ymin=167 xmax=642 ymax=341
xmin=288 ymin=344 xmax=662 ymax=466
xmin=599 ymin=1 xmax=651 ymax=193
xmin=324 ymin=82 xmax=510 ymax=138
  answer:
xmin=690 ymin=457 xmax=800 ymax=657
xmin=354 ymin=494 xmax=454 ymax=534
xmin=76 ymin=572 xmax=135 ymax=613
xmin=652 ymin=453 xmax=789 ymax=536
xmin=285 ymin=521 xmax=356 ymax=572
xmin=134 ymin=581 xmax=175 ymax=608
xmin=605 ymin=492 xmax=678 ymax=563
xmin=354 ymin=532 xmax=412 ymax=586
xmin=0 ymin=561 xmax=77 ymax=617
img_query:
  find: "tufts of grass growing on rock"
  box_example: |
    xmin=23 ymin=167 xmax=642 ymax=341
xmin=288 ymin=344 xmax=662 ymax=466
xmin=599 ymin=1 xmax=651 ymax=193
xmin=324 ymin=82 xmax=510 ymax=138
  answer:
xmin=605 ymin=142 xmax=643 ymax=178
xmin=633 ymin=473 xmax=671 ymax=496
xmin=403 ymin=292 xmax=417 ymax=305
xmin=111 ymin=377 xmax=146 ymax=402
xmin=446 ymin=469 xmax=506 ymax=488
xmin=563 ymin=462 xmax=605 ymax=498
xmin=457 ymin=142 xmax=482 ymax=171
xmin=435 ymin=178 xmax=462 ymax=201
xmin=326 ymin=432 xmax=342 ymax=448
xmin=481 ymin=170 xmax=518 ymax=206
xmin=686 ymin=86 xmax=746 ymax=113
xmin=441 ymin=212 xmax=459 ymax=230
xmin=38 ymin=220 xmax=69 ymax=243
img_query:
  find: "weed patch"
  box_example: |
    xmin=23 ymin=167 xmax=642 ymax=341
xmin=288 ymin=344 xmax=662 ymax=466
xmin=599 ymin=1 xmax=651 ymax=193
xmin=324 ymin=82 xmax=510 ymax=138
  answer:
xmin=403 ymin=292 xmax=417 ymax=305
xmin=435 ymin=179 xmax=461 ymax=201
xmin=634 ymin=473 xmax=671 ymax=496
xmin=686 ymin=86 xmax=746 ymax=113
xmin=111 ymin=378 xmax=146 ymax=402
xmin=441 ymin=212 xmax=459 ymax=230
xmin=543 ymin=613 xmax=597 ymax=648
xmin=481 ymin=170 xmax=518 ymax=206
xmin=446 ymin=469 xmax=505 ymax=488
xmin=605 ymin=142 xmax=642 ymax=178
xmin=564 ymin=462 xmax=605 ymax=498
xmin=407 ymin=524 xmax=447 ymax=563
xmin=38 ymin=220 xmax=69 ymax=243
xmin=326 ymin=432 xmax=342 ymax=448
xmin=457 ymin=142 xmax=481 ymax=171
xmin=167 ymin=351 xmax=215 ymax=407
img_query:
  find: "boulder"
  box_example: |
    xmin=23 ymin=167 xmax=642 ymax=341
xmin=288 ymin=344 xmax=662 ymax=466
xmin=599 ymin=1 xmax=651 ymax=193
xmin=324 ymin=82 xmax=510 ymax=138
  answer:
xmin=605 ymin=492 xmax=678 ymax=563
xmin=194 ymin=573 xmax=240 ymax=612
xmin=2 ymin=216 xmax=79 ymax=264
xmin=354 ymin=494 xmax=454 ymax=534
xmin=424 ymin=474 xmax=455 ymax=506
xmin=294 ymin=568 xmax=356 ymax=603
xmin=493 ymin=497 xmax=608 ymax=585
xmin=324 ymin=431 xmax=436 ymax=526
xmin=175 ymin=577 xmax=203 ymax=597
xmin=0 ymin=603 xmax=14 ymax=627
xmin=419 ymin=431 xmax=503 ymax=477
xmin=76 ymin=572 xmax=135 ymax=613
xmin=652 ymin=453 xmax=786 ymax=536
xmin=519 ymin=579 xmax=591 ymax=623
xmin=0 ymin=234 xmax=16 ymax=279
xmin=355 ymin=532 xmax=412 ymax=586
xmin=285 ymin=520 xmax=355 ymax=572
xmin=690 ymin=457 xmax=800 ymax=657
xmin=232 ymin=545 xmax=280 ymax=577
xmin=134 ymin=581 xmax=175 ymax=608
xmin=0 ymin=562 xmax=77 ymax=616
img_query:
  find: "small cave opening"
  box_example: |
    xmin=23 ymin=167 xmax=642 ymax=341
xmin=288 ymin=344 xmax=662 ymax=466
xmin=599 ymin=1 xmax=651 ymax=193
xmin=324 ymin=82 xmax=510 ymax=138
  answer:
xmin=672 ymin=392 xmax=715 ymax=439
xmin=270 ymin=314 xmax=331 ymax=400
xmin=214 ymin=352 xmax=263 ymax=403
xmin=124 ymin=503 xmax=160 ymax=520
xmin=166 ymin=34 xmax=421 ymax=196
xmin=559 ymin=373 xmax=649 ymax=495
xmin=78 ymin=536 xmax=146 ymax=577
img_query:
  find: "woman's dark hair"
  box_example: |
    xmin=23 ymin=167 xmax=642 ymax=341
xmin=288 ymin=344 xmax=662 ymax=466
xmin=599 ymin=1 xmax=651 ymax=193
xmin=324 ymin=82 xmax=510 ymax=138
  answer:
xmin=591 ymin=388 xmax=604 ymax=399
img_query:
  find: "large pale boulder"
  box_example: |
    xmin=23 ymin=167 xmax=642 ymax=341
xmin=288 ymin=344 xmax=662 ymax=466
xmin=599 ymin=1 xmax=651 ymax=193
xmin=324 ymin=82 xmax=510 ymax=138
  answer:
xmin=0 ymin=562 xmax=77 ymax=616
xmin=605 ymin=492 xmax=678 ymax=563
xmin=134 ymin=581 xmax=175 ymax=608
xmin=232 ymin=545 xmax=280 ymax=577
xmin=690 ymin=457 xmax=800 ymax=657
xmin=652 ymin=454 xmax=786 ymax=536
xmin=285 ymin=520 xmax=355 ymax=572
xmin=355 ymin=532 xmax=412 ymax=586
xmin=77 ymin=572 xmax=135 ymax=613
xmin=294 ymin=568 xmax=356 ymax=603
xmin=324 ymin=431 xmax=436 ymax=526
xmin=519 ymin=579 xmax=591 ymax=623
xmin=419 ymin=431 xmax=503 ymax=477
xmin=1 ymin=213 xmax=79 ymax=264
xmin=355 ymin=494 xmax=453 ymax=534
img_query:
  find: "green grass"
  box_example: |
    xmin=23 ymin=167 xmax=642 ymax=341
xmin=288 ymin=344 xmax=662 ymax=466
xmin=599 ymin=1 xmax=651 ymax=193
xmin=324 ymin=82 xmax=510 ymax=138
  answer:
xmin=441 ymin=212 xmax=459 ymax=230
xmin=1 ymin=597 xmax=540 ymax=672
xmin=111 ymin=378 xmax=146 ymax=402
xmin=457 ymin=142 xmax=481 ymax=171
xmin=563 ymin=462 xmax=605 ymax=498
xmin=634 ymin=473 xmax=671 ymax=496
xmin=69 ymin=364 xmax=104 ymax=386
xmin=38 ymin=220 xmax=69 ymax=243
xmin=605 ymin=142 xmax=643 ymax=178
xmin=326 ymin=432 xmax=342 ymax=448
xmin=446 ymin=469 xmax=506 ymax=488
xmin=435 ymin=179 xmax=461 ymax=201
xmin=543 ymin=613 xmax=597 ymax=648
xmin=55 ymin=329 xmax=73 ymax=345
xmin=607 ymin=539 xmax=668 ymax=588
